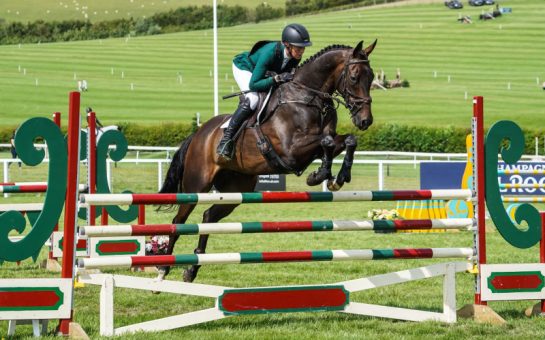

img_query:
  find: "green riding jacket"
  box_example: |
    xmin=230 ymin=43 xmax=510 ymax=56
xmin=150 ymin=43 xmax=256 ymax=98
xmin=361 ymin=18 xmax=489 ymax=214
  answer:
xmin=233 ymin=41 xmax=301 ymax=92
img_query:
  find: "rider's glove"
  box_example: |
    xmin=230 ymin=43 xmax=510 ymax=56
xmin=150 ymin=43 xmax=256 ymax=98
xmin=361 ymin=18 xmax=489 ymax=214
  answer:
xmin=274 ymin=72 xmax=294 ymax=84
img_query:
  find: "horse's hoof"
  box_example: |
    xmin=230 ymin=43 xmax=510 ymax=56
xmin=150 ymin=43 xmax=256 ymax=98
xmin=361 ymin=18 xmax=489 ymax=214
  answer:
xmin=306 ymin=171 xmax=321 ymax=186
xmin=152 ymin=270 xmax=166 ymax=294
xmin=336 ymin=172 xmax=351 ymax=186
xmin=327 ymin=177 xmax=342 ymax=191
xmin=306 ymin=169 xmax=332 ymax=186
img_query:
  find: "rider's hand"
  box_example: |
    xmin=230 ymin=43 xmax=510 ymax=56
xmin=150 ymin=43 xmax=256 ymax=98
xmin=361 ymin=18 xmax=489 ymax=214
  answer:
xmin=274 ymin=72 xmax=294 ymax=84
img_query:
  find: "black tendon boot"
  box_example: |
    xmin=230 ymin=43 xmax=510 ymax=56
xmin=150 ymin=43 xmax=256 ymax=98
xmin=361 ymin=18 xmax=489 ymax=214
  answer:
xmin=217 ymin=98 xmax=253 ymax=160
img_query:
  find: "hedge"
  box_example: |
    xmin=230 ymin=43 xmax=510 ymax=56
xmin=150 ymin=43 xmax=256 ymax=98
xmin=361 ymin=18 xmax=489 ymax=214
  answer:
xmin=2 ymin=122 xmax=543 ymax=155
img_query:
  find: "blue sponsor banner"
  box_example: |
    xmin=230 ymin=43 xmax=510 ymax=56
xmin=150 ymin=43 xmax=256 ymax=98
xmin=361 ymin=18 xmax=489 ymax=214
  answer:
xmin=420 ymin=162 xmax=466 ymax=190
xmin=498 ymin=162 xmax=545 ymax=196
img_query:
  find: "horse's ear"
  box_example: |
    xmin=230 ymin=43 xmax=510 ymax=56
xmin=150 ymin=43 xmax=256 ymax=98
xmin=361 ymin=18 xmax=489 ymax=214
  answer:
xmin=352 ymin=41 xmax=363 ymax=58
xmin=364 ymin=39 xmax=378 ymax=56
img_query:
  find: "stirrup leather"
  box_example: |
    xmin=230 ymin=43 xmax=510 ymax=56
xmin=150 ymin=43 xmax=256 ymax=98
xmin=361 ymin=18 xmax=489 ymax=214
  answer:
xmin=217 ymin=139 xmax=234 ymax=159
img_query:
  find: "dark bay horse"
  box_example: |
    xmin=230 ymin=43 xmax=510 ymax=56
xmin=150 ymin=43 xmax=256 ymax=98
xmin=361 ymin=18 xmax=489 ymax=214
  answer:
xmin=158 ymin=40 xmax=377 ymax=282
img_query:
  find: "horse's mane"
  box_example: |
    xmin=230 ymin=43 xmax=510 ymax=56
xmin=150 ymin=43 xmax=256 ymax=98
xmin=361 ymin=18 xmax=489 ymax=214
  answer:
xmin=297 ymin=44 xmax=353 ymax=69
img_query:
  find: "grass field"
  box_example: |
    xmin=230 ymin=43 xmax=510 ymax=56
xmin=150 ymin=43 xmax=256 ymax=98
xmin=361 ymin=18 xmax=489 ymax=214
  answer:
xmin=2 ymin=158 xmax=545 ymax=338
xmin=0 ymin=0 xmax=544 ymax=130
xmin=0 ymin=0 xmax=285 ymax=23
xmin=2 ymin=2 xmax=545 ymax=337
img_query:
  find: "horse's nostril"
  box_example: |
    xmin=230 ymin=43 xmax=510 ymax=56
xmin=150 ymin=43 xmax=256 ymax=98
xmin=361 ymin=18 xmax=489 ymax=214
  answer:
xmin=359 ymin=119 xmax=372 ymax=130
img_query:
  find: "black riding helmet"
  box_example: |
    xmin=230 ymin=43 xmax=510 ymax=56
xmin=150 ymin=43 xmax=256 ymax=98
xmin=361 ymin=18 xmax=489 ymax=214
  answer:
xmin=281 ymin=24 xmax=312 ymax=47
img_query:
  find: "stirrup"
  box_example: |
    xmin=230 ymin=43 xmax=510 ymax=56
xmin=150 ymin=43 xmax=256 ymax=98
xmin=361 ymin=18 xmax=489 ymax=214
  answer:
xmin=217 ymin=140 xmax=234 ymax=160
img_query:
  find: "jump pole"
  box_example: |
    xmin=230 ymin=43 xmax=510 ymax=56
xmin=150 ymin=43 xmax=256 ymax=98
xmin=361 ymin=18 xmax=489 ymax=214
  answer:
xmin=81 ymin=189 xmax=472 ymax=206
xmin=0 ymin=184 xmax=87 ymax=193
xmin=58 ymin=92 xmax=82 ymax=335
xmin=78 ymin=247 xmax=474 ymax=270
xmin=474 ymin=96 xmax=486 ymax=305
xmin=80 ymin=218 xmax=473 ymax=237
xmin=49 ymin=111 xmax=62 ymax=268
xmin=87 ymin=110 xmax=97 ymax=225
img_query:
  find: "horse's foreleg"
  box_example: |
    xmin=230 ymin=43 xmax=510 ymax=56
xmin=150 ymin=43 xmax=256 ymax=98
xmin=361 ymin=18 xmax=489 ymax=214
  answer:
xmin=328 ymin=134 xmax=357 ymax=191
xmin=306 ymin=135 xmax=335 ymax=186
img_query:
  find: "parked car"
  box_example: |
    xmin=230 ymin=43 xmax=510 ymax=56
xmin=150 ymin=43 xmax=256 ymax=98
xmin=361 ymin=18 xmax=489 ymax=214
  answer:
xmin=469 ymin=0 xmax=484 ymax=6
xmin=445 ymin=0 xmax=463 ymax=9
xmin=483 ymin=0 xmax=495 ymax=4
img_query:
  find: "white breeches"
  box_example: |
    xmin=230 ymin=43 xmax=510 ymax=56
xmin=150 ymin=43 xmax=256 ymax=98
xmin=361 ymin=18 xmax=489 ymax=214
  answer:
xmin=232 ymin=63 xmax=259 ymax=110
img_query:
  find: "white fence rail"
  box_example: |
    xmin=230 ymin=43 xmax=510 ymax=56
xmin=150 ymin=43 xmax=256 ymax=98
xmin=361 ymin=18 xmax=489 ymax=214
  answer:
xmin=2 ymin=149 xmax=544 ymax=195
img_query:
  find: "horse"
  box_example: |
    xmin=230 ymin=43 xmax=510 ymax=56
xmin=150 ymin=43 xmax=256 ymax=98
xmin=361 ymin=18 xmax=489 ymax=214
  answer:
xmin=158 ymin=40 xmax=377 ymax=282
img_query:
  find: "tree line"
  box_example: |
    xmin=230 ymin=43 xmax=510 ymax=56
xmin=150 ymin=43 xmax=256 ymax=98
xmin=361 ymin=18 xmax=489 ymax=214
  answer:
xmin=0 ymin=1 xmax=400 ymax=45
xmin=0 ymin=4 xmax=282 ymax=45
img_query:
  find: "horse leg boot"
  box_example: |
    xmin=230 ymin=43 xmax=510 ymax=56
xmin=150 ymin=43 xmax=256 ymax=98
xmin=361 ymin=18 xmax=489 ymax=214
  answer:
xmin=329 ymin=135 xmax=357 ymax=191
xmin=306 ymin=135 xmax=335 ymax=186
xmin=217 ymin=97 xmax=253 ymax=160
xmin=183 ymin=234 xmax=209 ymax=282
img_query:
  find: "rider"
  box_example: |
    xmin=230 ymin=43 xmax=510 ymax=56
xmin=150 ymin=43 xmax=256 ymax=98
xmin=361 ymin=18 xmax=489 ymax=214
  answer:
xmin=216 ymin=23 xmax=312 ymax=160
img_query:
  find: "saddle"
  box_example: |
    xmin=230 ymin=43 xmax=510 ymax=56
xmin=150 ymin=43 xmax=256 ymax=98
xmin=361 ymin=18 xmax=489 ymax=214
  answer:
xmin=221 ymin=87 xmax=278 ymax=135
xmin=223 ymin=83 xmax=330 ymax=175
xmin=247 ymin=90 xmax=278 ymax=127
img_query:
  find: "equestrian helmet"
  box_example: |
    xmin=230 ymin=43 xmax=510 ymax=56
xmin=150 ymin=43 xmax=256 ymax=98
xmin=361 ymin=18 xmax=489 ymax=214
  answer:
xmin=281 ymin=24 xmax=312 ymax=47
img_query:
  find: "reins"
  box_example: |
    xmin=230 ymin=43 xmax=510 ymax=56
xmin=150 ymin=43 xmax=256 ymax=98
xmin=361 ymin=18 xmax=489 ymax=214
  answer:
xmin=291 ymin=57 xmax=371 ymax=118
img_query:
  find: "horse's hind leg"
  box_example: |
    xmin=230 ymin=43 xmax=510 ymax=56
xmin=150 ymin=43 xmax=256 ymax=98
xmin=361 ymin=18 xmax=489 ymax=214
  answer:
xmin=183 ymin=170 xmax=258 ymax=283
xmin=306 ymin=135 xmax=335 ymax=186
xmin=182 ymin=203 xmax=238 ymax=282
xmin=328 ymin=134 xmax=357 ymax=191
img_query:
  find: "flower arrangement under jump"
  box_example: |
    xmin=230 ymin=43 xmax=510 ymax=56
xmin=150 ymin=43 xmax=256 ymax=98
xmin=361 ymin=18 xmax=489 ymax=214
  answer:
xmin=145 ymin=236 xmax=170 ymax=255
xmin=367 ymin=208 xmax=401 ymax=221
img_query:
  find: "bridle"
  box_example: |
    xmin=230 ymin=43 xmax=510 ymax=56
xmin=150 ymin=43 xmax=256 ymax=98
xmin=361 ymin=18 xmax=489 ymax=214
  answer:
xmin=335 ymin=58 xmax=372 ymax=118
xmin=291 ymin=56 xmax=372 ymax=118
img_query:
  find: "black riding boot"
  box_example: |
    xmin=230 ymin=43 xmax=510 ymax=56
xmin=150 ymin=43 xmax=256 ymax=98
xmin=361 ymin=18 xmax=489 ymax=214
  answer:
xmin=217 ymin=99 xmax=253 ymax=160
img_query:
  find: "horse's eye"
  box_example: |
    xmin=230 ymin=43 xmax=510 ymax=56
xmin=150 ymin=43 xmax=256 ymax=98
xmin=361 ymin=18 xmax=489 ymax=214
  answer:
xmin=349 ymin=75 xmax=357 ymax=83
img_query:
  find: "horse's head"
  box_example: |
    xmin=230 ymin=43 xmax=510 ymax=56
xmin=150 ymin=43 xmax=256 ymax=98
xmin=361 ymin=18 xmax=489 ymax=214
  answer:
xmin=338 ymin=40 xmax=377 ymax=131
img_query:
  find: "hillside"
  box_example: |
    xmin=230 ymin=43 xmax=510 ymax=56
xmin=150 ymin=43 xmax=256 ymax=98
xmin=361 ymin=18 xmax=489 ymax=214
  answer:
xmin=0 ymin=0 xmax=543 ymax=128
xmin=0 ymin=0 xmax=285 ymax=23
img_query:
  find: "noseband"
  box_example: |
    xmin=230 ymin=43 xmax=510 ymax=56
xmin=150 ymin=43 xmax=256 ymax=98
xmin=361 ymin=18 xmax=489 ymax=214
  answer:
xmin=336 ymin=58 xmax=372 ymax=118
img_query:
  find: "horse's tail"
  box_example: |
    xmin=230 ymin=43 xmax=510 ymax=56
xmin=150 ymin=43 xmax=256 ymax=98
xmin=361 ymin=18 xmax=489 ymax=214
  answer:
xmin=156 ymin=133 xmax=194 ymax=211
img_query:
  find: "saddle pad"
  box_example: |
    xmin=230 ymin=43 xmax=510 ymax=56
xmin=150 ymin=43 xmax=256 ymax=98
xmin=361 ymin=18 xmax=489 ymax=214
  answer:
xmin=219 ymin=87 xmax=273 ymax=130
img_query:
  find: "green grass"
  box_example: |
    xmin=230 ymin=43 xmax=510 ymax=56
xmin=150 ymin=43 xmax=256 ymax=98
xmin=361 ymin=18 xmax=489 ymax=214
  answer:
xmin=0 ymin=0 xmax=544 ymax=130
xmin=2 ymin=159 xmax=545 ymax=338
xmin=2 ymin=2 xmax=545 ymax=337
xmin=0 ymin=0 xmax=285 ymax=23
